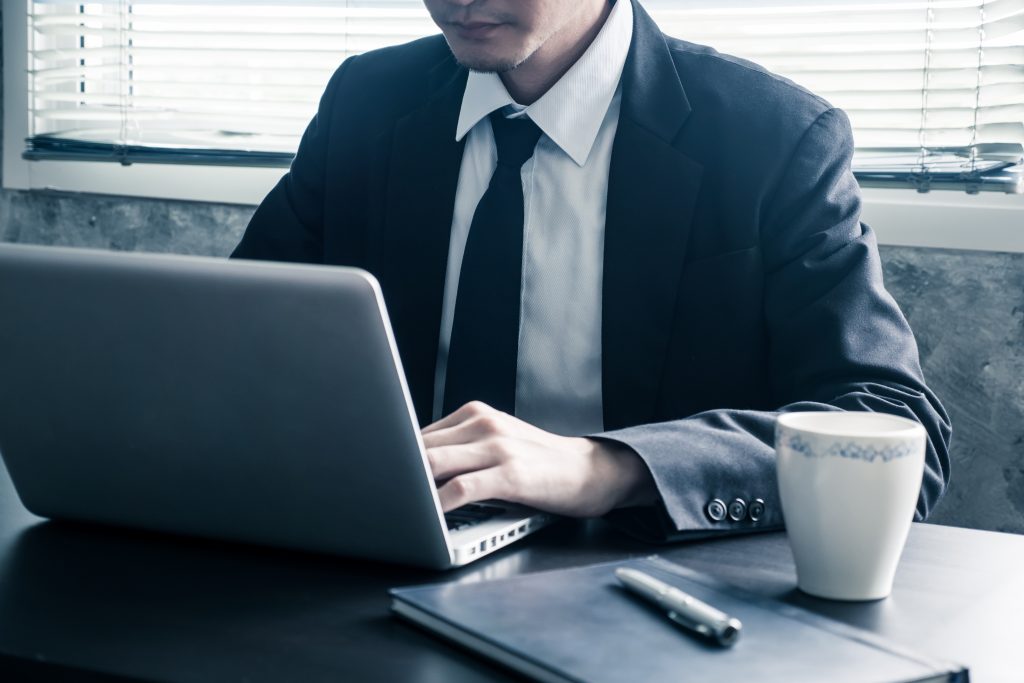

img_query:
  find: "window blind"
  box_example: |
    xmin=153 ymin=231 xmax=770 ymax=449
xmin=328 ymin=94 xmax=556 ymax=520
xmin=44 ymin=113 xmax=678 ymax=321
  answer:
xmin=646 ymin=0 xmax=1024 ymax=192
xmin=25 ymin=0 xmax=1024 ymax=193
xmin=27 ymin=0 xmax=434 ymax=165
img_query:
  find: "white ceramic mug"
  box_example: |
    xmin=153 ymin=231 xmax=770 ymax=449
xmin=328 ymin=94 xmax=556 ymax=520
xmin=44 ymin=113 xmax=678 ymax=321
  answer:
xmin=775 ymin=411 xmax=926 ymax=601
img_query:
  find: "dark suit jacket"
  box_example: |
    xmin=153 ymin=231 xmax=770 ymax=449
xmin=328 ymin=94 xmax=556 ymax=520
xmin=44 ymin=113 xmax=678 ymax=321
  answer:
xmin=233 ymin=0 xmax=951 ymax=540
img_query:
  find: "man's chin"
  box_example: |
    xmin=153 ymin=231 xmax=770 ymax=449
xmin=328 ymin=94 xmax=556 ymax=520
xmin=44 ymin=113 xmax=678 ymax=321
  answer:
xmin=446 ymin=44 xmax=528 ymax=74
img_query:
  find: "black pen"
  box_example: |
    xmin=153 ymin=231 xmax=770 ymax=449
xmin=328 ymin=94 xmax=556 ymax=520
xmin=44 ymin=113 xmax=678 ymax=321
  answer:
xmin=615 ymin=567 xmax=743 ymax=647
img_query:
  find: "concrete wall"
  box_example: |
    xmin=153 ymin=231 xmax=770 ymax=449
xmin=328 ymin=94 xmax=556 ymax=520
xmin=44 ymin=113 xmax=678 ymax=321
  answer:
xmin=882 ymin=248 xmax=1024 ymax=533
xmin=0 ymin=189 xmax=251 ymax=256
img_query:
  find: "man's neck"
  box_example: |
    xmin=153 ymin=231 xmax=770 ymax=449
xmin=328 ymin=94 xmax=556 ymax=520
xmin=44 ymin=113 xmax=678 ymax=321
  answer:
xmin=500 ymin=0 xmax=614 ymax=106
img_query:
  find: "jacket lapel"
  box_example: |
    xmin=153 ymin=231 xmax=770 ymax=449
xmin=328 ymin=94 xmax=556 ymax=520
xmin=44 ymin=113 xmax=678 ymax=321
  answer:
xmin=374 ymin=58 xmax=468 ymax=427
xmin=602 ymin=1 xmax=704 ymax=430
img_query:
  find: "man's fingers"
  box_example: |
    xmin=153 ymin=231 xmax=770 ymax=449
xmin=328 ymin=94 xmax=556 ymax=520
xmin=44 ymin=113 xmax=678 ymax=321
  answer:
xmin=422 ymin=401 xmax=495 ymax=435
xmin=422 ymin=420 xmax=479 ymax=450
xmin=426 ymin=440 xmax=505 ymax=481
xmin=422 ymin=413 xmax=504 ymax=449
xmin=437 ymin=467 xmax=511 ymax=512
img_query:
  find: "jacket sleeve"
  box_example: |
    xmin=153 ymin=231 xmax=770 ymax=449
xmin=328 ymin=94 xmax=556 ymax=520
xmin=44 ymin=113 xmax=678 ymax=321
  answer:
xmin=230 ymin=58 xmax=356 ymax=263
xmin=598 ymin=107 xmax=952 ymax=542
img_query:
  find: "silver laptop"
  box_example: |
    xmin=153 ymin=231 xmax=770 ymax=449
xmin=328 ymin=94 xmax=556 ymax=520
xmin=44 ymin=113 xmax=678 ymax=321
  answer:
xmin=0 ymin=243 xmax=554 ymax=569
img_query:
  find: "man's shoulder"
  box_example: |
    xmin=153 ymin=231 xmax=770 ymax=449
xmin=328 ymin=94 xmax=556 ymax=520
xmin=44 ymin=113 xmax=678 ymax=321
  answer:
xmin=662 ymin=35 xmax=834 ymax=132
xmin=338 ymin=34 xmax=454 ymax=89
xmin=314 ymin=34 xmax=457 ymax=136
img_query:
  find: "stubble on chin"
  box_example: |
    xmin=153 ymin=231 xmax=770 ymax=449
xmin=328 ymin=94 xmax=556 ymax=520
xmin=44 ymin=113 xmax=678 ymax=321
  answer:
xmin=448 ymin=48 xmax=526 ymax=74
xmin=444 ymin=30 xmax=546 ymax=75
xmin=460 ymin=59 xmax=521 ymax=74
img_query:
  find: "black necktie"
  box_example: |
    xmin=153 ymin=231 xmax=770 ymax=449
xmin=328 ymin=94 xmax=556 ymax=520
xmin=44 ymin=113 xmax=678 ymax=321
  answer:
xmin=442 ymin=112 xmax=544 ymax=416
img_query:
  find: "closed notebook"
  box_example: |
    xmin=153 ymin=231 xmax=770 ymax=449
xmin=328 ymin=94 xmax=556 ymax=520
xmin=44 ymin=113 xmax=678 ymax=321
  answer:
xmin=390 ymin=556 xmax=968 ymax=683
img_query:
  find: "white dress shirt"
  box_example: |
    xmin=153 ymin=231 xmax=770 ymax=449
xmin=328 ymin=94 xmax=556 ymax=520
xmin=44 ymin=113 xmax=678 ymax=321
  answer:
xmin=432 ymin=0 xmax=634 ymax=436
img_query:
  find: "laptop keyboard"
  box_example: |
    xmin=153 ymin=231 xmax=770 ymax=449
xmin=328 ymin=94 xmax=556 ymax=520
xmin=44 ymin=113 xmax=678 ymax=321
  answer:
xmin=445 ymin=502 xmax=507 ymax=531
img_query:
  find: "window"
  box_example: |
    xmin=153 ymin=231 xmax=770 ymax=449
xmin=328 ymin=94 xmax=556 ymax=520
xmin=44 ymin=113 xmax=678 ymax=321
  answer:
xmin=9 ymin=0 xmax=1024 ymax=196
xmin=647 ymin=0 xmax=1024 ymax=193
xmin=25 ymin=0 xmax=434 ymax=166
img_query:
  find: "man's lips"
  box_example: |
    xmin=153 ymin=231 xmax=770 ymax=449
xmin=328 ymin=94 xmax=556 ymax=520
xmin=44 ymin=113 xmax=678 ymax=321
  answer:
xmin=448 ymin=21 xmax=506 ymax=40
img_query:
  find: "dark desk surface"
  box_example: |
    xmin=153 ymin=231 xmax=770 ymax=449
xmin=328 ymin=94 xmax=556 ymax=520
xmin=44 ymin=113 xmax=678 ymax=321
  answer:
xmin=0 ymin=461 xmax=1020 ymax=683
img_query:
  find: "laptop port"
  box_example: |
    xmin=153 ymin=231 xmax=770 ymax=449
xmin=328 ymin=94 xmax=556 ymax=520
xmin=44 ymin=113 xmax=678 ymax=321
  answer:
xmin=479 ymin=540 xmax=487 ymax=552
xmin=518 ymin=524 xmax=527 ymax=533
xmin=490 ymin=537 xmax=496 ymax=548
xmin=508 ymin=529 xmax=516 ymax=538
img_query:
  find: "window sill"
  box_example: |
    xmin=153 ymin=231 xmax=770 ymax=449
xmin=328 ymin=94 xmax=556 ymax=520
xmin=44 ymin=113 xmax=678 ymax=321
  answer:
xmin=2 ymin=157 xmax=282 ymax=207
xmin=3 ymin=159 xmax=1023 ymax=253
xmin=861 ymin=188 xmax=1024 ymax=254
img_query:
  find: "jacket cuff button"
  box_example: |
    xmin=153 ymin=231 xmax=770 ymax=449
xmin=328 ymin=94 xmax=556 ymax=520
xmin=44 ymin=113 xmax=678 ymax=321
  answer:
xmin=706 ymin=498 xmax=727 ymax=522
xmin=748 ymin=498 xmax=766 ymax=522
xmin=728 ymin=498 xmax=748 ymax=522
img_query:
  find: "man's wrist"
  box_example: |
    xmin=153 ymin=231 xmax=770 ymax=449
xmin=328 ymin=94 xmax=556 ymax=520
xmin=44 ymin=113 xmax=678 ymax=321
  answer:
xmin=586 ymin=438 xmax=659 ymax=512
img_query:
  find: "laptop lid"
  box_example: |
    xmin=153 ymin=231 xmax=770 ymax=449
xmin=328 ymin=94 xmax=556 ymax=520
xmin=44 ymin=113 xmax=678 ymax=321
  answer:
xmin=0 ymin=244 xmax=455 ymax=568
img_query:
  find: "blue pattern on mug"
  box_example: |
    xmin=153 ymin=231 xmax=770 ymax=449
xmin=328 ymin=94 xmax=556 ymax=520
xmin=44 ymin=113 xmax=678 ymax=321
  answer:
xmin=784 ymin=433 xmax=913 ymax=463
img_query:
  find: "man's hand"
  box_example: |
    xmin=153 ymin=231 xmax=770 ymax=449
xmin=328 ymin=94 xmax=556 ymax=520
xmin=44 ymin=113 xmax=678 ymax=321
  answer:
xmin=422 ymin=402 xmax=657 ymax=516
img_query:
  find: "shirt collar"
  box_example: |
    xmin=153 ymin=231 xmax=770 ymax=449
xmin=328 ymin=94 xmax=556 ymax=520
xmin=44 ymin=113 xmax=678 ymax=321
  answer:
xmin=455 ymin=0 xmax=633 ymax=167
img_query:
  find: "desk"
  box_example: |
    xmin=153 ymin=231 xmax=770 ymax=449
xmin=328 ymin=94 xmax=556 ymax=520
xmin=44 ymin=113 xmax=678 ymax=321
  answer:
xmin=0 ymin=461 xmax=1020 ymax=683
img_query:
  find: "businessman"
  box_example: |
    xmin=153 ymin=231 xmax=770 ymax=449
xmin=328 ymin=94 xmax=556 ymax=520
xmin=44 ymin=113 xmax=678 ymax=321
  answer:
xmin=233 ymin=0 xmax=951 ymax=539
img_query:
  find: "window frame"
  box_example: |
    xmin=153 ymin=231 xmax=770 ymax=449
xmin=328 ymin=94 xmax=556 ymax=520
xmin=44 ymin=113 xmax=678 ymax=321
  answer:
xmin=4 ymin=0 xmax=1023 ymax=249
xmin=3 ymin=0 xmax=285 ymax=205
